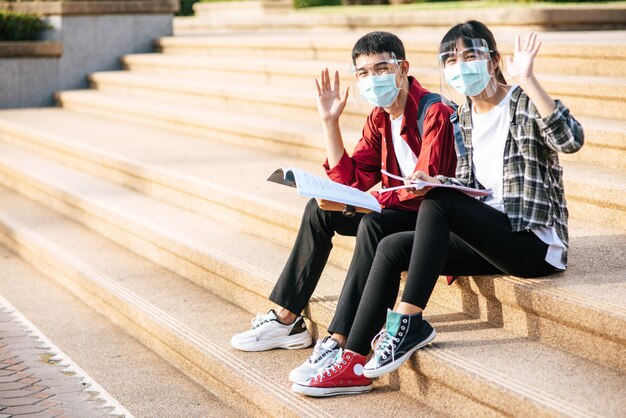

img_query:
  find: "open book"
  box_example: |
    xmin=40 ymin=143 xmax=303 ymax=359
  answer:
xmin=267 ymin=167 xmax=382 ymax=213
xmin=379 ymin=170 xmax=493 ymax=198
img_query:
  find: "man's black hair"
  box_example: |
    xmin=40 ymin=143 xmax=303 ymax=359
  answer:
xmin=351 ymin=31 xmax=406 ymax=65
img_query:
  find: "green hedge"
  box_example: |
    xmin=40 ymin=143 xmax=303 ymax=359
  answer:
xmin=341 ymin=0 xmax=388 ymax=4
xmin=177 ymin=0 xmax=197 ymax=16
xmin=179 ymin=0 xmax=623 ymax=13
xmin=294 ymin=0 xmax=341 ymax=8
xmin=0 ymin=11 xmax=47 ymax=41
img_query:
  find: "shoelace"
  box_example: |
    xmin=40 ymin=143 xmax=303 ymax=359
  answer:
xmin=371 ymin=328 xmax=400 ymax=364
xmin=313 ymin=353 xmax=346 ymax=382
xmin=308 ymin=340 xmax=333 ymax=365
xmin=251 ymin=313 xmax=271 ymax=329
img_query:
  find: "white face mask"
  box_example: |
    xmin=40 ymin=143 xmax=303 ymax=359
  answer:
xmin=357 ymin=73 xmax=401 ymax=107
xmin=443 ymin=59 xmax=492 ymax=97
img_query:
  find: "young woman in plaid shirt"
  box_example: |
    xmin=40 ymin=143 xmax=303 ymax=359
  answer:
xmin=292 ymin=21 xmax=584 ymax=396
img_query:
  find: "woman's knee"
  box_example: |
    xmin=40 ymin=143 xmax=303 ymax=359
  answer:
xmin=373 ymin=234 xmax=411 ymax=269
xmin=423 ymin=187 xmax=457 ymax=205
xmin=377 ymin=234 xmax=399 ymax=255
xmin=420 ymin=188 xmax=461 ymax=217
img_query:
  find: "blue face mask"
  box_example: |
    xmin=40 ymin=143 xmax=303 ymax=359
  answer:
xmin=357 ymin=73 xmax=401 ymax=108
xmin=443 ymin=60 xmax=491 ymax=97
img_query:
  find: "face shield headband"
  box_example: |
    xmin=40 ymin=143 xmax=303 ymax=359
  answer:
xmin=438 ymin=38 xmax=499 ymax=99
xmin=351 ymin=52 xmax=404 ymax=108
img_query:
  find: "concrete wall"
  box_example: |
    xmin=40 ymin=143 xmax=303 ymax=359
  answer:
xmin=1 ymin=14 xmax=173 ymax=109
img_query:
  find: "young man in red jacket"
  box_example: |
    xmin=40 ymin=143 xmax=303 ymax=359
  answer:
xmin=231 ymin=31 xmax=457 ymax=390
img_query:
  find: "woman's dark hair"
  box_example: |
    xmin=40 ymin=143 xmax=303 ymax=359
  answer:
xmin=351 ymin=31 xmax=406 ymax=65
xmin=440 ymin=20 xmax=507 ymax=84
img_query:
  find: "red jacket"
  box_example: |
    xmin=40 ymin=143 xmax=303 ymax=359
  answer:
xmin=324 ymin=77 xmax=457 ymax=212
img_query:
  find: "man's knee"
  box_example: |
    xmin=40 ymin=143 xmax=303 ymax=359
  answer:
xmin=302 ymin=198 xmax=323 ymax=221
xmin=356 ymin=211 xmax=383 ymax=234
xmin=304 ymin=197 xmax=320 ymax=212
xmin=301 ymin=198 xmax=334 ymax=232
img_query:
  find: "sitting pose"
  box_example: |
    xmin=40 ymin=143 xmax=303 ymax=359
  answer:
xmin=231 ymin=32 xmax=456 ymax=386
xmin=292 ymin=20 xmax=584 ymax=397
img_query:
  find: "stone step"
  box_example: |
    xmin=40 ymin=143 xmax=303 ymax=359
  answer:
xmin=0 ymin=185 xmax=443 ymax=418
xmin=562 ymin=160 xmax=626 ymax=231
xmin=47 ymin=93 xmax=626 ymax=231
xmin=0 ymin=245 xmax=235 ymax=417
xmin=55 ymin=88 xmax=347 ymax=162
xmin=119 ymin=54 xmax=626 ymax=121
xmin=157 ymin=30 xmax=626 ymax=78
xmin=192 ymin=0 xmax=293 ymax=19
xmin=0 ymin=186 xmax=436 ymax=418
xmin=87 ymin=70 xmax=626 ymax=170
xmin=0 ymin=131 xmax=623 ymax=378
xmin=0 ymin=107 xmax=358 ymax=272
xmin=0 ymin=149 xmax=624 ymax=417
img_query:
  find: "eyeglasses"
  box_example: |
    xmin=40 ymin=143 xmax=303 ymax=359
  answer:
xmin=351 ymin=59 xmax=403 ymax=80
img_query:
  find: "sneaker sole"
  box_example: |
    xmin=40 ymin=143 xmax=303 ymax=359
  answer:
xmin=363 ymin=328 xmax=436 ymax=379
xmin=288 ymin=358 xmax=337 ymax=384
xmin=291 ymin=383 xmax=373 ymax=397
xmin=288 ymin=369 xmax=321 ymax=385
xmin=231 ymin=332 xmax=312 ymax=352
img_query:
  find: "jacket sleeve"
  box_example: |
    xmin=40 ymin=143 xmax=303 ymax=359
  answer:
xmin=324 ymin=113 xmax=382 ymax=192
xmin=536 ymin=100 xmax=584 ymax=154
xmin=415 ymin=103 xmax=457 ymax=177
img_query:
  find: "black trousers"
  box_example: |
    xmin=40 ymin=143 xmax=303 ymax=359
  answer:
xmin=345 ymin=188 xmax=556 ymax=355
xmin=269 ymin=198 xmax=417 ymax=336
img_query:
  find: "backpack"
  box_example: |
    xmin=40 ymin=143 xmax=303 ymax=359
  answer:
xmin=416 ymin=93 xmax=467 ymax=158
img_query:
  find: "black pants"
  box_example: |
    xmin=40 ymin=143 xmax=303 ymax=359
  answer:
xmin=346 ymin=188 xmax=556 ymax=355
xmin=269 ymin=198 xmax=417 ymax=336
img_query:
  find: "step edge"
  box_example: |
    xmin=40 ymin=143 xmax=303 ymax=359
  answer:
xmin=85 ymin=72 xmax=626 ymax=143
xmin=0 ymin=213 xmax=334 ymax=418
xmin=0 ymin=124 xmax=624 ymax=340
xmin=0 ymin=206 xmax=606 ymax=418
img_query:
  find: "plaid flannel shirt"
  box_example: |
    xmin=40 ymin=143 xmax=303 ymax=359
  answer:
xmin=437 ymin=86 xmax=584 ymax=266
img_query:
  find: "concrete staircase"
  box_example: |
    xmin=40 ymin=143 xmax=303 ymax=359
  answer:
xmin=0 ymin=22 xmax=625 ymax=417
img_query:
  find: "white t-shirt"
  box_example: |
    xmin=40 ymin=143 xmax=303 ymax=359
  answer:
xmin=471 ymin=87 xmax=565 ymax=270
xmin=471 ymin=88 xmax=514 ymax=212
xmin=391 ymin=114 xmax=418 ymax=178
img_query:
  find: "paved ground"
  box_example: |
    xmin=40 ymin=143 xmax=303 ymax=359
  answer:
xmin=0 ymin=296 xmax=130 ymax=418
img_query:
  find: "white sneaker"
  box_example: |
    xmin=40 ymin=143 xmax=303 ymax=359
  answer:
xmin=288 ymin=336 xmax=340 ymax=384
xmin=230 ymin=310 xmax=312 ymax=352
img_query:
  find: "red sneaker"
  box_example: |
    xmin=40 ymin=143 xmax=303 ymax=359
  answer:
xmin=291 ymin=349 xmax=373 ymax=397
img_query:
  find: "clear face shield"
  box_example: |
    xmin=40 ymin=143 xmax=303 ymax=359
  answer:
xmin=438 ymin=38 xmax=499 ymax=101
xmin=349 ymin=52 xmax=405 ymax=109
